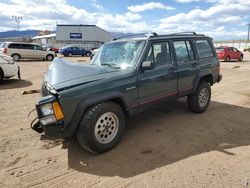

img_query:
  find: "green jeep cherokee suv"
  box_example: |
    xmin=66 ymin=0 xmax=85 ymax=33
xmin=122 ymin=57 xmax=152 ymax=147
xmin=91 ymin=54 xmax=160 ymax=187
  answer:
xmin=32 ymin=32 xmax=222 ymax=154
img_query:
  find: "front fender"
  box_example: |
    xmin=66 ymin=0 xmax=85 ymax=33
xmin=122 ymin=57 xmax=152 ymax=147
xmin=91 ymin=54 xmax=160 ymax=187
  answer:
xmin=62 ymin=91 xmax=129 ymax=137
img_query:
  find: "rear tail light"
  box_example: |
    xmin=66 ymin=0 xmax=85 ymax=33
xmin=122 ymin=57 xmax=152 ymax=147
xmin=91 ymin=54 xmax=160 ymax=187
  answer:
xmin=3 ymin=48 xmax=7 ymax=54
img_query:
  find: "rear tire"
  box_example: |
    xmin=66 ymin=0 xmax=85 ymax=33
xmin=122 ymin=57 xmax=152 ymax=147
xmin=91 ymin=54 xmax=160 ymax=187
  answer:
xmin=46 ymin=54 xmax=54 ymax=61
xmin=77 ymin=102 xmax=125 ymax=154
xmin=225 ymin=56 xmax=230 ymax=62
xmin=0 ymin=68 xmax=4 ymax=83
xmin=11 ymin=54 xmax=21 ymax=62
xmin=187 ymin=82 xmax=211 ymax=113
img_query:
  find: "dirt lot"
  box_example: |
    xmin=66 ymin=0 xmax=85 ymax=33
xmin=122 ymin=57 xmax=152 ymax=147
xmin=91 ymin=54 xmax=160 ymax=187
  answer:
xmin=0 ymin=53 xmax=250 ymax=188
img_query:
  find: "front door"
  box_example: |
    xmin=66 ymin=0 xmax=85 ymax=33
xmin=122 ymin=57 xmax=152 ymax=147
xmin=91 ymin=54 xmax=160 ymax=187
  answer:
xmin=138 ymin=41 xmax=177 ymax=106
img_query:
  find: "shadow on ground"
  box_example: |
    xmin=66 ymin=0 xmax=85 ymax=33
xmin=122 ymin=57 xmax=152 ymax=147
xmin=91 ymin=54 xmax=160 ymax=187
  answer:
xmin=0 ymin=79 xmax=32 ymax=90
xmin=45 ymin=99 xmax=250 ymax=178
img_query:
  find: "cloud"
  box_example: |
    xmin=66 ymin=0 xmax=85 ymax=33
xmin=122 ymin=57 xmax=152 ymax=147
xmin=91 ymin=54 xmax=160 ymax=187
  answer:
xmin=128 ymin=2 xmax=175 ymax=12
xmin=157 ymin=0 xmax=250 ymax=39
xmin=0 ymin=0 xmax=248 ymax=40
xmin=175 ymin=0 xmax=218 ymax=3
xmin=91 ymin=0 xmax=103 ymax=10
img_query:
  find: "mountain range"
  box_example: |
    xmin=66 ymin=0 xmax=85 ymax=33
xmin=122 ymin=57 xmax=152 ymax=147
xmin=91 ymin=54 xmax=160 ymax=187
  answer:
xmin=0 ymin=30 xmax=132 ymax=39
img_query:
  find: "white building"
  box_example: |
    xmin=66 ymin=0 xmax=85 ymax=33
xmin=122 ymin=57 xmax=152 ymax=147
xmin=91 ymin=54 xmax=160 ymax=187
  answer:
xmin=56 ymin=24 xmax=113 ymax=49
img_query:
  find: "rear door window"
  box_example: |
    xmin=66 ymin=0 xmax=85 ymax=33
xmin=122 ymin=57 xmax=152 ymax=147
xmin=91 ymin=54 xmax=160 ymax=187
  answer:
xmin=20 ymin=44 xmax=34 ymax=50
xmin=173 ymin=40 xmax=195 ymax=62
xmin=195 ymin=40 xmax=214 ymax=58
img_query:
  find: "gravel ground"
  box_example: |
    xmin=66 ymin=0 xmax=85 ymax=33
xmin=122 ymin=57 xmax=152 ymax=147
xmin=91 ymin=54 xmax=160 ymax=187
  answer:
xmin=0 ymin=53 xmax=250 ymax=188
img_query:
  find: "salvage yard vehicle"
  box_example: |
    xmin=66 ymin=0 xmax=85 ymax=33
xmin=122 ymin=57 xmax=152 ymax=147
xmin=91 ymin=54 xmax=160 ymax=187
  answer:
xmin=0 ymin=42 xmax=55 ymax=61
xmin=58 ymin=46 xmax=92 ymax=57
xmin=216 ymin=46 xmax=243 ymax=62
xmin=244 ymin=46 xmax=250 ymax=52
xmin=0 ymin=54 xmax=20 ymax=82
xmin=32 ymin=32 xmax=222 ymax=154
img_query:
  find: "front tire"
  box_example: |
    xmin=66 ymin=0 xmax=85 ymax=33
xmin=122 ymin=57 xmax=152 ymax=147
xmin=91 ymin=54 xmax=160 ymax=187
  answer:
xmin=46 ymin=54 xmax=54 ymax=61
xmin=238 ymin=55 xmax=243 ymax=62
xmin=77 ymin=102 xmax=125 ymax=154
xmin=187 ymin=82 xmax=211 ymax=113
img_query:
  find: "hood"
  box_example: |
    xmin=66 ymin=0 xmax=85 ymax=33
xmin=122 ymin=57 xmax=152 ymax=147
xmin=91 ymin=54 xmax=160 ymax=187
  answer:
xmin=45 ymin=58 xmax=121 ymax=91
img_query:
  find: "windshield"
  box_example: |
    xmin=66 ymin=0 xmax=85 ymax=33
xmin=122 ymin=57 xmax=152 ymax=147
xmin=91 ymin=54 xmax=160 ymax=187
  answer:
xmin=91 ymin=40 xmax=145 ymax=69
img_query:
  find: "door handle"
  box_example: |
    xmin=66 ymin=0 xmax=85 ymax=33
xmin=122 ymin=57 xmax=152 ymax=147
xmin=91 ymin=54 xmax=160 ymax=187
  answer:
xmin=192 ymin=62 xmax=198 ymax=66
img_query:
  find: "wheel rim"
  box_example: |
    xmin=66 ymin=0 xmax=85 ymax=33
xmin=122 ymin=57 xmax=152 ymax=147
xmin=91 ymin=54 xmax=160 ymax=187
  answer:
xmin=47 ymin=55 xmax=53 ymax=61
xmin=69 ymin=53 xmax=72 ymax=57
xmin=13 ymin=55 xmax=19 ymax=61
xmin=198 ymin=88 xmax=209 ymax=108
xmin=94 ymin=112 xmax=119 ymax=144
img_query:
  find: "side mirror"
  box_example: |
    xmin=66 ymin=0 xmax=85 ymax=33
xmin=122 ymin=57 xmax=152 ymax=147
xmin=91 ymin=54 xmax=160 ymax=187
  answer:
xmin=141 ymin=61 xmax=154 ymax=71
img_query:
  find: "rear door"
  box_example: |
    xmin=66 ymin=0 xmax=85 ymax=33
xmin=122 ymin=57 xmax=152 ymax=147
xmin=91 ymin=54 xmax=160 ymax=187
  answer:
xmin=173 ymin=40 xmax=198 ymax=93
xmin=20 ymin=44 xmax=34 ymax=59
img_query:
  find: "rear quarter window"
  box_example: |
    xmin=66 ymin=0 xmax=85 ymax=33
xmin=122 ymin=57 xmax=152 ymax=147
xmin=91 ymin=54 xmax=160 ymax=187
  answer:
xmin=195 ymin=40 xmax=214 ymax=58
xmin=0 ymin=43 xmax=6 ymax=48
xmin=8 ymin=43 xmax=21 ymax=49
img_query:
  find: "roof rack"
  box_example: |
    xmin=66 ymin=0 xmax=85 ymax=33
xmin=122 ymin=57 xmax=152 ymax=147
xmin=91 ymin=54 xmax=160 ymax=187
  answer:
xmin=171 ymin=32 xmax=197 ymax=35
xmin=113 ymin=32 xmax=158 ymax=41
xmin=113 ymin=31 xmax=205 ymax=41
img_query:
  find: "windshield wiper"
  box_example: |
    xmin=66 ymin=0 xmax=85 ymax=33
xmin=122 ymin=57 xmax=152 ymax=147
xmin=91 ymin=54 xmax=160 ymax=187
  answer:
xmin=100 ymin=63 xmax=120 ymax=69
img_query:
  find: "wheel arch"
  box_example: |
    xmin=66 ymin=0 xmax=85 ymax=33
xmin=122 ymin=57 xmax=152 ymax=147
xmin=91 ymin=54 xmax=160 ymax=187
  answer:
xmin=62 ymin=92 xmax=130 ymax=137
xmin=193 ymin=74 xmax=213 ymax=93
xmin=11 ymin=53 xmax=21 ymax=60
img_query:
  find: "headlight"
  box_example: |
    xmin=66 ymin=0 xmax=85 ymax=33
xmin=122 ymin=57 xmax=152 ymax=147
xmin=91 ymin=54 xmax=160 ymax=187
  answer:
xmin=40 ymin=116 xmax=56 ymax=125
xmin=40 ymin=103 xmax=54 ymax=116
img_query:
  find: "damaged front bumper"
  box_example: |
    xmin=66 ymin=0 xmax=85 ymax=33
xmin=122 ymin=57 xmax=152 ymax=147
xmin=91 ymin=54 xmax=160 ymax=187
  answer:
xmin=31 ymin=95 xmax=64 ymax=137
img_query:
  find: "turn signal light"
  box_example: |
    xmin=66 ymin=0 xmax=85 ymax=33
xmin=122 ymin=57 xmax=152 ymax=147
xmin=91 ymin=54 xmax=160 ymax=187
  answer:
xmin=52 ymin=102 xmax=64 ymax=120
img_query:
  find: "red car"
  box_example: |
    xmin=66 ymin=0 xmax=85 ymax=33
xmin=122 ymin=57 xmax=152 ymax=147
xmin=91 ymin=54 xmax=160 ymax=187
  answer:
xmin=216 ymin=46 xmax=243 ymax=62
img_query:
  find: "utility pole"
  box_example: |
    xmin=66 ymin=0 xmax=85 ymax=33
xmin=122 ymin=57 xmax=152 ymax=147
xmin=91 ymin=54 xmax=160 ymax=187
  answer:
xmin=12 ymin=16 xmax=23 ymax=36
xmin=247 ymin=23 xmax=250 ymax=43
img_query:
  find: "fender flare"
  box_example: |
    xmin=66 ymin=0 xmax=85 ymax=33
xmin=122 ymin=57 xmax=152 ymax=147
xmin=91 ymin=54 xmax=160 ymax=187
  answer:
xmin=62 ymin=91 xmax=130 ymax=137
xmin=192 ymin=73 xmax=213 ymax=93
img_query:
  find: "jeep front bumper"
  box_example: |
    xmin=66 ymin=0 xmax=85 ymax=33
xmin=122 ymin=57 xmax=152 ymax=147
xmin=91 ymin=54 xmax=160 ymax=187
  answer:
xmin=32 ymin=95 xmax=64 ymax=137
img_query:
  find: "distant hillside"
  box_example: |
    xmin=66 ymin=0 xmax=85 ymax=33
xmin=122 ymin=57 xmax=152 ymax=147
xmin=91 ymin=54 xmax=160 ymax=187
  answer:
xmin=0 ymin=30 xmax=40 ymax=38
xmin=0 ymin=30 xmax=134 ymax=39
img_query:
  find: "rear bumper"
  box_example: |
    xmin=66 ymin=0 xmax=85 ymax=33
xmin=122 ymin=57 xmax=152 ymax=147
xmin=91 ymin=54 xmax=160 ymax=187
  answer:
xmin=217 ymin=74 xmax=222 ymax=83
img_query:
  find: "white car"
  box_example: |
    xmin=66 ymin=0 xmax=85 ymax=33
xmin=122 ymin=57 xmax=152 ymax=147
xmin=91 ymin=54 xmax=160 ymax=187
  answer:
xmin=0 ymin=54 xmax=20 ymax=82
xmin=0 ymin=42 xmax=55 ymax=61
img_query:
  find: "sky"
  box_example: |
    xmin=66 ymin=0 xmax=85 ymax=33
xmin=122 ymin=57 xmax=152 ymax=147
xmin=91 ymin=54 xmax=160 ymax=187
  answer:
xmin=0 ymin=0 xmax=249 ymax=40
